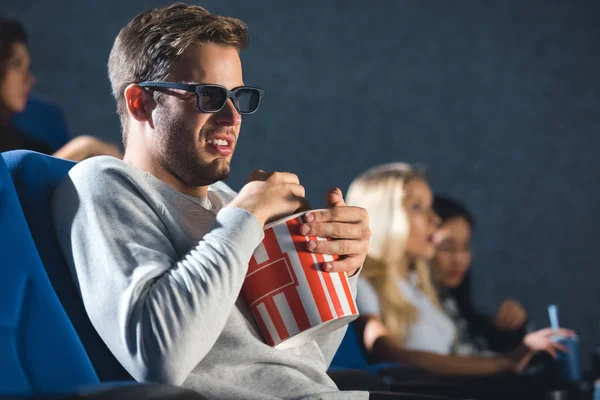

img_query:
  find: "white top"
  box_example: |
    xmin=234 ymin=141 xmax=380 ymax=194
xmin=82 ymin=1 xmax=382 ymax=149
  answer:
xmin=356 ymin=274 xmax=456 ymax=354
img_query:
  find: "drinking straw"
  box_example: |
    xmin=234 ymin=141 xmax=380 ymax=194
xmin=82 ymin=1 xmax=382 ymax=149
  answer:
xmin=548 ymin=304 xmax=560 ymax=331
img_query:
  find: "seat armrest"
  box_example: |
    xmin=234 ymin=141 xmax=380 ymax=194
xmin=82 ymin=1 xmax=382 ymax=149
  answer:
xmin=1 ymin=383 xmax=208 ymax=400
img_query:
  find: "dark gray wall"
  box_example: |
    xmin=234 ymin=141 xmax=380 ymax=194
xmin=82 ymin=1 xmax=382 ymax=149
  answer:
xmin=5 ymin=1 xmax=600 ymax=370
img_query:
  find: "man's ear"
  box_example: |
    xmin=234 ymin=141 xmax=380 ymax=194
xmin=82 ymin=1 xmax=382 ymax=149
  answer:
xmin=124 ymin=84 xmax=155 ymax=122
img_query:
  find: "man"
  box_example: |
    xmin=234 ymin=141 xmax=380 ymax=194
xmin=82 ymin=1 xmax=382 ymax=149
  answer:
xmin=52 ymin=3 xmax=370 ymax=399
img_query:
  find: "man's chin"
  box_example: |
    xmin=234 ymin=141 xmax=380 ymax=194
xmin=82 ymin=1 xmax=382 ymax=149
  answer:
xmin=212 ymin=168 xmax=231 ymax=182
xmin=210 ymin=158 xmax=232 ymax=178
xmin=190 ymin=160 xmax=231 ymax=186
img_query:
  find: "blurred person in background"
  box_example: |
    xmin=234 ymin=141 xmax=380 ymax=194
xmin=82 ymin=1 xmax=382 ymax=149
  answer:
xmin=432 ymin=195 xmax=527 ymax=357
xmin=347 ymin=163 xmax=572 ymax=375
xmin=0 ymin=18 xmax=121 ymax=160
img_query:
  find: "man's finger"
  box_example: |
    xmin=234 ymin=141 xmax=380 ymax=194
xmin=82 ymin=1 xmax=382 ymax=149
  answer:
xmin=296 ymin=198 xmax=312 ymax=213
xmin=247 ymin=170 xmax=300 ymax=185
xmin=274 ymin=171 xmax=300 ymax=184
xmin=247 ymin=169 xmax=268 ymax=182
xmin=304 ymin=206 xmax=368 ymax=224
xmin=306 ymin=239 xmax=368 ymax=257
xmin=287 ymin=182 xmax=305 ymax=199
xmin=326 ymin=187 xmax=345 ymax=208
xmin=321 ymin=255 xmax=363 ymax=275
xmin=300 ymin=221 xmax=366 ymax=239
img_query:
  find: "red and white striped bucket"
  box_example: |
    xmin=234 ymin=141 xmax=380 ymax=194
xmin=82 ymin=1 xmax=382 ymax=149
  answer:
xmin=241 ymin=211 xmax=359 ymax=348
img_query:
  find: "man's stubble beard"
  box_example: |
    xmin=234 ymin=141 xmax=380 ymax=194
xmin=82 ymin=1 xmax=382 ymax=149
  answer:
xmin=156 ymin=115 xmax=233 ymax=188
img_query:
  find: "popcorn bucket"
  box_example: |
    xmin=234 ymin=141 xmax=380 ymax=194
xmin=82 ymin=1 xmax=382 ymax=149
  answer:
xmin=241 ymin=211 xmax=359 ymax=348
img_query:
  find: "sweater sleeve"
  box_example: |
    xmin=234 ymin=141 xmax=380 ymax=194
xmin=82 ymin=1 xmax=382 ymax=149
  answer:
xmin=51 ymin=159 xmax=263 ymax=385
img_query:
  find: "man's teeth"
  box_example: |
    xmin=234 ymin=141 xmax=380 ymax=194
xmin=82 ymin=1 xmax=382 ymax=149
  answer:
xmin=207 ymin=138 xmax=230 ymax=146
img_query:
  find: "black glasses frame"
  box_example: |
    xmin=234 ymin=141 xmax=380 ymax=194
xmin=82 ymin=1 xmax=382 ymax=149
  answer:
xmin=138 ymin=81 xmax=266 ymax=115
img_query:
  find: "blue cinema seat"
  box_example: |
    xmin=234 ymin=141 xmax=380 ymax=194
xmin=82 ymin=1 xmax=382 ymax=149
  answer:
xmin=0 ymin=153 xmax=99 ymax=395
xmin=329 ymin=322 xmax=416 ymax=376
xmin=0 ymin=151 xmax=209 ymax=399
xmin=330 ymin=322 xmax=370 ymax=370
xmin=2 ymin=150 xmax=132 ymax=383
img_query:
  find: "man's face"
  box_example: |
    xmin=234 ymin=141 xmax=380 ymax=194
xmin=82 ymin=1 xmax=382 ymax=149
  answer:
xmin=149 ymin=43 xmax=244 ymax=187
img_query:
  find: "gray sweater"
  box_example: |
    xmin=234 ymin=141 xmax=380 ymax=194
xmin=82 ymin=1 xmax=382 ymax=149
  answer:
xmin=51 ymin=156 xmax=367 ymax=400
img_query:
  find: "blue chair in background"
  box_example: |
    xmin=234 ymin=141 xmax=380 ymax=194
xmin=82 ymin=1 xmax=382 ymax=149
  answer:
xmin=330 ymin=322 xmax=371 ymax=371
xmin=329 ymin=321 xmax=423 ymax=376
xmin=12 ymin=95 xmax=71 ymax=153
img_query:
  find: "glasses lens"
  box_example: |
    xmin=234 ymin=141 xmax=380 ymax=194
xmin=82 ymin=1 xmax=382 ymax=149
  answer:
xmin=197 ymin=85 xmax=227 ymax=111
xmin=234 ymin=88 xmax=261 ymax=113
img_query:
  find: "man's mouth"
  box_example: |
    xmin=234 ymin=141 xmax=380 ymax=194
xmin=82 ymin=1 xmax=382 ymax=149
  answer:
xmin=206 ymin=136 xmax=234 ymax=156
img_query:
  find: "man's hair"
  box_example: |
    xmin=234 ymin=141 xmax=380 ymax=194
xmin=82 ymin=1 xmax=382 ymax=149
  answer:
xmin=0 ymin=19 xmax=28 ymax=82
xmin=108 ymin=3 xmax=249 ymax=147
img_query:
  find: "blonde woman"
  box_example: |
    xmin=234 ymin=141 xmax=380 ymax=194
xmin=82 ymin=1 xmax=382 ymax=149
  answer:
xmin=347 ymin=163 xmax=573 ymax=375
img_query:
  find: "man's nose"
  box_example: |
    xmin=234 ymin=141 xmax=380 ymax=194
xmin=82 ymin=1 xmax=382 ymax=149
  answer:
xmin=214 ymin=99 xmax=242 ymax=126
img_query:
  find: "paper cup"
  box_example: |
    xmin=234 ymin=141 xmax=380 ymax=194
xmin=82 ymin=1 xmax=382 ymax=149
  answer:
xmin=551 ymin=335 xmax=581 ymax=382
xmin=241 ymin=211 xmax=359 ymax=348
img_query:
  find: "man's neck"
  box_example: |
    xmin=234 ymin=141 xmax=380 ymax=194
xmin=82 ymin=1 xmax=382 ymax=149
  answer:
xmin=123 ymin=149 xmax=209 ymax=198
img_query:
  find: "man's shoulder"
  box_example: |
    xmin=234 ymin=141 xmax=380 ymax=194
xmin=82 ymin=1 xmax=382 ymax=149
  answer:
xmin=56 ymin=156 xmax=151 ymax=203
xmin=70 ymin=156 xmax=134 ymax=177
xmin=68 ymin=156 xmax=145 ymax=187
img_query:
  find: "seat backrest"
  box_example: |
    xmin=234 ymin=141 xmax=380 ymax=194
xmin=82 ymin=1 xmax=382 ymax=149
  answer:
xmin=2 ymin=150 xmax=133 ymax=382
xmin=329 ymin=322 xmax=369 ymax=370
xmin=12 ymin=95 xmax=71 ymax=152
xmin=0 ymin=152 xmax=98 ymax=395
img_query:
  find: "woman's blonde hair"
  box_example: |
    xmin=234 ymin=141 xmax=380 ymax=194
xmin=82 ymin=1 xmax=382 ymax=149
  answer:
xmin=346 ymin=163 xmax=440 ymax=343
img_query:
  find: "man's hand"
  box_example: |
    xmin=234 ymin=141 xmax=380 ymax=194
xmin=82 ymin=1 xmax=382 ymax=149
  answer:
xmin=494 ymin=299 xmax=527 ymax=331
xmin=229 ymin=170 xmax=309 ymax=226
xmin=299 ymin=188 xmax=370 ymax=277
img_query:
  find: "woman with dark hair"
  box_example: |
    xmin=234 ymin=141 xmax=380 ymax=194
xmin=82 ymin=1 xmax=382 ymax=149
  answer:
xmin=0 ymin=18 xmax=49 ymax=153
xmin=0 ymin=18 xmax=121 ymax=160
xmin=432 ymin=195 xmax=528 ymax=356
